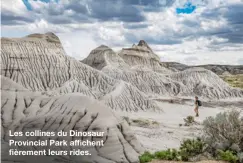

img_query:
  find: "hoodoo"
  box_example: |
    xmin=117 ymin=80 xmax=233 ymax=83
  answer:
xmin=137 ymin=40 xmax=154 ymax=52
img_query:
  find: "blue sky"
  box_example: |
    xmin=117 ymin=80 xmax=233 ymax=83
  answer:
xmin=176 ymin=2 xmax=196 ymax=14
xmin=1 ymin=0 xmax=243 ymax=65
xmin=22 ymin=0 xmax=59 ymax=10
xmin=22 ymin=0 xmax=32 ymax=10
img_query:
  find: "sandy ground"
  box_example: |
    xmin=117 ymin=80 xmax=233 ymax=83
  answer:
xmin=116 ymin=98 xmax=243 ymax=152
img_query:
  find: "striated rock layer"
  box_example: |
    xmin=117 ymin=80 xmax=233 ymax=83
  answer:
xmin=83 ymin=41 xmax=243 ymax=99
xmin=168 ymin=68 xmax=243 ymax=98
xmin=1 ymin=33 xmax=161 ymax=163
xmin=118 ymin=40 xmax=172 ymax=74
xmin=1 ymin=33 xmax=158 ymax=112
xmin=1 ymin=76 xmax=143 ymax=163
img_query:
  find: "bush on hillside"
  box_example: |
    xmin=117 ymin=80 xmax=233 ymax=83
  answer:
xmin=139 ymin=151 xmax=154 ymax=163
xmin=202 ymin=110 xmax=243 ymax=156
xmin=139 ymin=138 xmax=206 ymax=162
xmin=217 ymin=150 xmax=239 ymax=163
xmin=184 ymin=115 xmax=196 ymax=126
xmin=139 ymin=110 xmax=243 ymax=163
xmin=180 ymin=138 xmax=207 ymax=161
xmin=154 ymin=149 xmax=181 ymax=161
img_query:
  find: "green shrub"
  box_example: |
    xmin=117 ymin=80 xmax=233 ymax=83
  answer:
xmin=131 ymin=118 xmax=159 ymax=128
xmin=154 ymin=150 xmax=168 ymax=160
xmin=217 ymin=150 xmax=239 ymax=163
xmin=154 ymin=149 xmax=181 ymax=161
xmin=138 ymin=111 xmax=243 ymax=162
xmin=152 ymin=121 xmax=159 ymax=125
xmin=184 ymin=116 xmax=195 ymax=126
xmin=139 ymin=151 xmax=154 ymax=163
xmin=139 ymin=138 xmax=206 ymax=162
xmin=202 ymin=110 xmax=243 ymax=155
xmin=180 ymin=149 xmax=190 ymax=161
xmin=180 ymin=138 xmax=206 ymax=161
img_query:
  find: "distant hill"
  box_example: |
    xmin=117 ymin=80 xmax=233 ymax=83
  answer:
xmin=162 ymin=62 xmax=243 ymax=75
xmin=83 ymin=41 xmax=243 ymax=99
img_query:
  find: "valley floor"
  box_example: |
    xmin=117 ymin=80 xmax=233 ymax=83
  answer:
xmin=116 ymin=98 xmax=243 ymax=152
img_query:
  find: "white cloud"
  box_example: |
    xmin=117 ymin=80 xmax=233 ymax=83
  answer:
xmin=1 ymin=0 xmax=243 ymax=65
xmin=28 ymin=0 xmax=47 ymax=11
xmin=158 ymin=50 xmax=243 ymax=65
xmin=1 ymin=0 xmax=28 ymax=15
xmin=27 ymin=19 xmax=71 ymax=33
xmin=57 ymin=31 xmax=98 ymax=60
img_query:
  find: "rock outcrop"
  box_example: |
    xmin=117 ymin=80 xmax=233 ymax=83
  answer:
xmin=82 ymin=45 xmax=128 ymax=70
xmin=83 ymin=44 xmax=188 ymax=97
xmin=168 ymin=68 xmax=243 ymax=98
xmin=1 ymin=33 xmax=158 ymax=112
xmin=118 ymin=41 xmax=172 ymax=74
xmin=1 ymin=33 xmax=160 ymax=163
xmin=83 ymin=41 xmax=243 ymax=99
xmin=1 ymin=76 xmax=143 ymax=163
xmin=162 ymin=62 xmax=189 ymax=72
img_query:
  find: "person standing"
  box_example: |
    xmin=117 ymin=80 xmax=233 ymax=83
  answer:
xmin=194 ymin=96 xmax=201 ymax=117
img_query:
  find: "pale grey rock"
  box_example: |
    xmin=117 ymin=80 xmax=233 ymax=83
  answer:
xmin=1 ymin=33 xmax=154 ymax=163
xmin=118 ymin=41 xmax=172 ymax=74
xmin=1 ymin=76 xmax=144 ymax=163
xmin=1 ymin=33 xmax=158 ymax=112
xmin=82 ymin=45 xmax=128 ymax=70
xmin=168 ymin=68 xmax=243 ymax=98
xmin=162 ymin=62 xmax=189 ymax=72
xmin=83 ymin=44 xmax=189 ymax=97
xmin=83 ymin=42 xmax=243 ymax=99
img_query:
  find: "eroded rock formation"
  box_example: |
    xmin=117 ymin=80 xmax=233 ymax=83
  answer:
xmin=1 ymin=33 xmax=153 ymax=163
xmin=1 ymin=76 xmax=143 ymax=163
xmin=1 ymin=33 xmax=158 ymax=112
xmin=83 ymin=40 xmax=243 ymax=99
xmin=1 ymin=33 xmax=243 ymax=163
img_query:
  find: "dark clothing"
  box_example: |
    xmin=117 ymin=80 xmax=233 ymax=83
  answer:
xmin=195 ymin=99 xmax=200 ymax=117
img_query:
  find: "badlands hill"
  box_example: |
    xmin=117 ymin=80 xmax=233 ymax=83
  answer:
xmin=83 ymin=41 xmax=243 ymax=99
xmin=1 ymin=33 xmax=243 ymax=163
xmin=1 ymin=33 xmax=157 ymax=112
xmin=1 ymin=33 xmax=149 ymax=163
xmin=163 ymin=62 xmax=243 ymax=75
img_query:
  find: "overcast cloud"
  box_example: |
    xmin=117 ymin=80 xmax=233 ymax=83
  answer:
xmin=1 ymin=0 xmax=243 ymax=65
